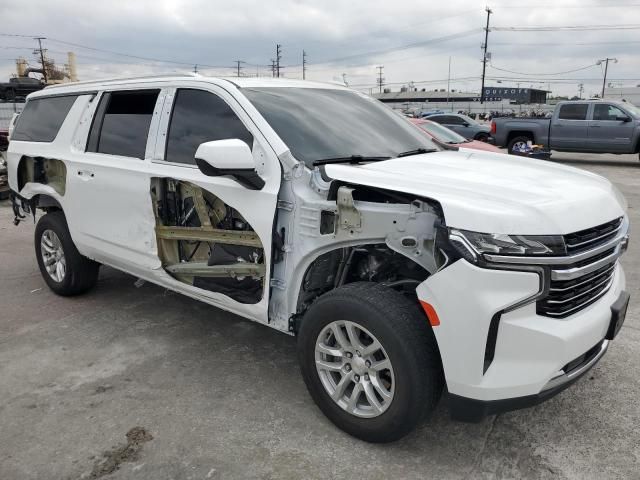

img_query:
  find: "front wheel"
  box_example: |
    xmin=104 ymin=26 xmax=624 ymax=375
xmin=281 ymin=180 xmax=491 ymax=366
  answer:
xmin=475 ymin=132 xmax=490 ymax=143
xmin=297 ymin=282 xmax=444 ymax=443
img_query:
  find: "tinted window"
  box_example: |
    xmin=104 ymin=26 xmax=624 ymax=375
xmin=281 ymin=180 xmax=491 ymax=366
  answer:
xmin=243 ymin=87 xmax=438 ymax=168
xmin=12 ymin=95 xmax=78 ymax=142
xmin=87 ymin=90 xmax=159 ymax=159
xmin=558 ymin=104 xmax=588 ymax=120
xmin=165 ymin=89 xmax=253 ymax=165
xmin=418 ymin=121 xmax=467 ymax=144
xmin=593 ymin=104 xmax=626 ymax=121
xmin=432 ymin=115 xmax=463 ymax=125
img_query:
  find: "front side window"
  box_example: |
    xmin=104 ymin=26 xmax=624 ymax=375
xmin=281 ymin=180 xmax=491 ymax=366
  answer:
xmin=593 ymin=104 xmax=626 ymax=121
xmin=242 ymin=87 xmax=438 ymax=168
xmin=87 ymin=90 xmax=159 ymax=159
xmin=558 ymin=104 xmax=588 ymax=120
xmin=12 ymin=95 xmax=78 ymax=142
xmin=165 ymin=89 xmax=253 ymax=165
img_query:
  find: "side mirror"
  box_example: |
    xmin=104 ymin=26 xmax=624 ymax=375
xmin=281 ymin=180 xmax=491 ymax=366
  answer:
xmin=194 ymin=139 xmax=265 ymax=190
xmin=461 ymin=122 xmax=469 ymax=127
xmin=616 ymin=115 xmax=631 ymax=122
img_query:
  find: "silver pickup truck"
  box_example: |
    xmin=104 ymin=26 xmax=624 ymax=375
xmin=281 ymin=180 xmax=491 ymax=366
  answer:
xmin=492 ymin=100 xmax=640 ymax=158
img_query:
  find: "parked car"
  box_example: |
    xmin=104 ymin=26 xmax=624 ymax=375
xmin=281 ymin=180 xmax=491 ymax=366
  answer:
xmin=7 ymin=77 xmax=630 ymax=443
xmin=0 ymin=129 xmax=9 ymax=199
xmin=492 ymin=100 xmax=640 ymax=156
xmin=0 ymin=77 xmax=44 ymax=102
xmin=410 ymin=118 xmax=502 ymax=153
xmin=423 ymin=113 xmax=492 ymax=142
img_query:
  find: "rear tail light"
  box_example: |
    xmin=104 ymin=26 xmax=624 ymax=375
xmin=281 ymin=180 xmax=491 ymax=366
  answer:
xmin=490 ymin=121 xmax=496 ymax=135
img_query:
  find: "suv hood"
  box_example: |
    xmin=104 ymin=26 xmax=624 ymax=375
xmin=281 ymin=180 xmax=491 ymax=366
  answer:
xmin=324 ymin=150 xmax=626 ymax=234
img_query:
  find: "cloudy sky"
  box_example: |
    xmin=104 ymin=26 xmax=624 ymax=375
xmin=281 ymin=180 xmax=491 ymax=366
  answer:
xmin=1 ymin=0 xmax=639 ymax=97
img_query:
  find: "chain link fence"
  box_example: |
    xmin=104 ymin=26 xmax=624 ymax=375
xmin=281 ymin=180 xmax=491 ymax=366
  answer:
xmin=0 ymin=103 xmax=23 ymax=130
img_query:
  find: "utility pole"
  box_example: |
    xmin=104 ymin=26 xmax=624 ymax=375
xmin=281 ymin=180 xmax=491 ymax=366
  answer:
xmin=342 ymin=73 xmax=348 ymax=86
xmin=447 ymin=56 xmax=451 ymax=111
xmin=578 ymin=83 xmax=584 ymax=99
xmin=270 ymin=59 xmax=276 ymax=77
xmin=34 ymin=37 xmax=47 ymax=83
xmin=193 ymin=64 xmax=198 ymax=74
xmin=479 ymin=6 xmax=492 ymax=104
xmin=597 ymin=57 xmax=617 ymax=99
xmin=234 ymin=60 xmax=243 ymax=77
xmin=376 ymin=65 xmax=384 ymax=93
xmin=276 ymin=44 xmax=282 ymax=78
xmin=302 ymin=50 xmax=307 ymax=80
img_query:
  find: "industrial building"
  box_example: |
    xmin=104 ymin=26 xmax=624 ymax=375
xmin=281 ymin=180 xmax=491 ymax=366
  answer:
xmin=375 ymin=85 xmax=548 ymax=105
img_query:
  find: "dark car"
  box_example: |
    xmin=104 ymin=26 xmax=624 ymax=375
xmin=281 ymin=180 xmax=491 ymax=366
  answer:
xmin=0 ymin=129 xmax=8 ymax=199
xmin=0 ymin=77 xmax=44 ymax=102
xmin=424 ymin=113 xmax=492 ymax=142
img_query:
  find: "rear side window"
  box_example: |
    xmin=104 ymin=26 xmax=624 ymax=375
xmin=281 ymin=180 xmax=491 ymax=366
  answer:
xmin=87 ymin=90 xmax=159 ymax=159
xmin=12 ymin=95 xmax=78 ymax=142
xmin=165 ymin=89 xmax=253 ymax=165
xmin=558 ymin=104 xmax=588 ymax=120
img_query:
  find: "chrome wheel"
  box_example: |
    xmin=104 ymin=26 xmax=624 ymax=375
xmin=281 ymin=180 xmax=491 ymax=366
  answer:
xmin=40 ymin=229 xmax=66 ymax=282
xmin=511 ymin=140 xmax=527 ymax=152
xmin=315 ymin=320 xmax=395 ymax=418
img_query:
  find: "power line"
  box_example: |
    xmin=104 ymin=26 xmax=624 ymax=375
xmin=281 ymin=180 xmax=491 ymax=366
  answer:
xmin=489 ymin=63 xmax=598 ymax=76
xmin=493 ymin=24 xmax=640 ymax=32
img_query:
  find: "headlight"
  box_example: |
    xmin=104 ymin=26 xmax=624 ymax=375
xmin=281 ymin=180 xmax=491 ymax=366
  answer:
xmin=449 ymin=228 xmax=565 ymax=259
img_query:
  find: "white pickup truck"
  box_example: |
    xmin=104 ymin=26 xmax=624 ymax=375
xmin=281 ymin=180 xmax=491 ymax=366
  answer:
xmin=6 ymin=76 xmax=630 ymax=442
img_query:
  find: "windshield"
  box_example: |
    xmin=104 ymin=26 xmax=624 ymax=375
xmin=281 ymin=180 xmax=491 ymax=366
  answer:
xmin=620 ymin=102 xmax=640 ymax=118
xmin=417 ymin=121 xmax=468 ymax=144
xmin=242 ymin=87 xmax=439 ymax=167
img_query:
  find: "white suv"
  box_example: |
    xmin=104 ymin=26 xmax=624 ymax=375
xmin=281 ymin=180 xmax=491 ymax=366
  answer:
xmin=6 ymin=75 xmax=630 ymax=442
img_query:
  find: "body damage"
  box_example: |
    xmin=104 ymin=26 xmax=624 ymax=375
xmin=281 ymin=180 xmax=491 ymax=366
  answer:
xmin=269 ymin=158 xmax=444 ymax=332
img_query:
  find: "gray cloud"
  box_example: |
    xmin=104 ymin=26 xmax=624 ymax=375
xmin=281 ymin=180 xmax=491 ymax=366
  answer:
xmin=1 ymin=0 xmax=638 ymax=96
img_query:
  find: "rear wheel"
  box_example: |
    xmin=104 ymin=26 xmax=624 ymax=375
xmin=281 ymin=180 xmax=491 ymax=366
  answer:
xmin=35 ymin=211 xmax=99 ymax=296
xmin=475 ymin=132 xmax=490 ymax=143
xmin=297 ymin=282 xmax=443 ymax=443
xmin=5 ymin=89 xmax=16 ymax=102
xmin=507 ymin=135 xmax=532 ymax=155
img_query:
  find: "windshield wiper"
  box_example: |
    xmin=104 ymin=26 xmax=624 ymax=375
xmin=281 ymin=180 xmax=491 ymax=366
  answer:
xmin=396 ymin=148 xmax=438 ymax=158
xmin=312 ymin=155 xmax=391 ymax=166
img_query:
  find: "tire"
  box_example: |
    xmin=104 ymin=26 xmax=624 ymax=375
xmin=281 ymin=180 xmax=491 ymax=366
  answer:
xmin=507 ymin=135 xmax=532 ymax=155
xmin=34 ymin=211 xmax=99 ymax=296
xmin=5 ymin=89 xmax=16 ymax=102
xmin=297 ymin=282 xmax=444 ymax=443
xmin=475 ymin=132 xmax=490 ymax=143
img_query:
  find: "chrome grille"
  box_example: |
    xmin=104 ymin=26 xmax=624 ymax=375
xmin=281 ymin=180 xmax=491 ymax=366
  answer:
xmin=564 ymin=217 xmax=622 ymax=254
xmin=537 ymin=218 xmax=625 ymax=318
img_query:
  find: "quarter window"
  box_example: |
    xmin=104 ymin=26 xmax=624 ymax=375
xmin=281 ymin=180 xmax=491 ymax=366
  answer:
xmin=558 ymin=104 xmax=588 ymax=120
xmin=87 ymin=90 xmax=159 ymax=159
xmin=12 ymin=95 xmax=78 ymax=142
xmin=165 ymin=89 xmax=253 ymax=165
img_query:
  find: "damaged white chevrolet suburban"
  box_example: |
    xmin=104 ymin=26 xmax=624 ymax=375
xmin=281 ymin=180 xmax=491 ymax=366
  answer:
xmin=7 ymin=76 xmax=630 ymax=443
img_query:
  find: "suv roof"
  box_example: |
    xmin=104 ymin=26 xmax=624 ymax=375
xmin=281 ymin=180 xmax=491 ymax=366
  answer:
xmin=31 ymin=74 xmax=349 ymax=99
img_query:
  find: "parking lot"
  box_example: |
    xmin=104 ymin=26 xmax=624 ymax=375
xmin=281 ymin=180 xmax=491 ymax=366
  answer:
xmin=0 ymin=152 xmax=639 ymax=480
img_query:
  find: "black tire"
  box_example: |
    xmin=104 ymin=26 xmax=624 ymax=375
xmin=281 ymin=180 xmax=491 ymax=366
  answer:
xmin=5 ymin=89 xmax=16 ymax=102
xmin=297 ymin=282 xmax=444 ymax=443
xmin=507 ymin=135 xmax=532 ymax=155
xmin=34 ymin=211 xmax=99 ymax=296
xmin=475 ymin=132 xmax=490 ymax=142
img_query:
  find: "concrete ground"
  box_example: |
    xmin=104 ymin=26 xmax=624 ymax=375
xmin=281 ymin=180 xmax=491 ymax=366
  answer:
xmin=0 ymin=152 xmax=639 ymax=480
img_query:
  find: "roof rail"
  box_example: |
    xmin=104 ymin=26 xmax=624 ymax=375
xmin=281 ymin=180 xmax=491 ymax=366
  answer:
xmin=43 ymin=72 xmax=200 ymax=89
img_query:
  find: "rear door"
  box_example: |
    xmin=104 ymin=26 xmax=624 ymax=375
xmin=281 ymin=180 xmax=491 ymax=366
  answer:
xmin=551 ymin=103 xmax=589 ymax=151
xmin=64 ymin=88 xmax=164 ymax=274
xmin=144 ymin=83 xmax=280 ymax=323
xmin=588 ymin=103 xmax=635 ymax=153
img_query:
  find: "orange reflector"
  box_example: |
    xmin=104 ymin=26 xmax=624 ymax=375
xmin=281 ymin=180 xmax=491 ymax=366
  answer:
xmin=420 ymin=301 xmax=440 ymax=327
